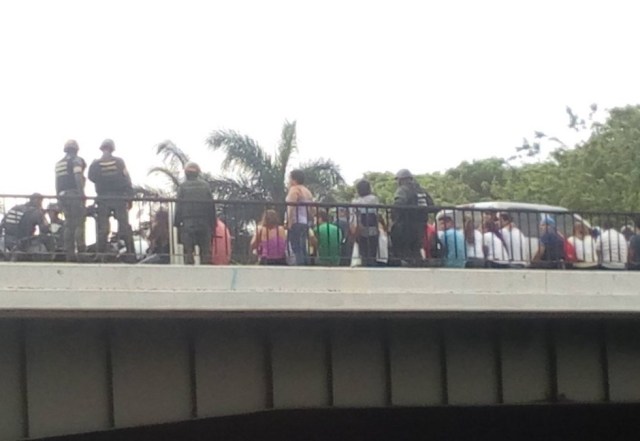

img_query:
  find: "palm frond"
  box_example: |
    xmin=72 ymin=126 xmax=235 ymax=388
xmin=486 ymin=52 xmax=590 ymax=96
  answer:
xmin=156 ymin=140 xmax=190 ymax=169
xmin=147 ymin=166 xmax=181 ymax=194
xmin=206 ymin=176 xmax=268 ymax=201
xmin=132 ymin=184 xmax=171 ymax=198
xmin=275 ymin=120 xmax=297 ymax=175
xmin=298 ymin=158 xmax=345 ymax=201
xmin=206 ymin=130 xmax=274 ymax=177
xmin=205 ymin=176 xmax=269 ymax=231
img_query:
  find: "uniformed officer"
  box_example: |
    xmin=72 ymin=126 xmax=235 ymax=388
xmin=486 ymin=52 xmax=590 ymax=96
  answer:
xmin=55 ymin=139 xmax=87 ymax=261
xmin=0 ymin=194 xmax=51 ymax=258
xmin=390 ymin=169 xmax=434 ymax=265
xmin=88 ymin=139 xmax=134 ymax=260
xmin=174 ymin=162 xmax=216 ymax=265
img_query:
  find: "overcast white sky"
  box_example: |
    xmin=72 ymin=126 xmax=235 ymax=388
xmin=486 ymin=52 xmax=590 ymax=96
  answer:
xmin=1 ymin=0 xmax=639 ymax=196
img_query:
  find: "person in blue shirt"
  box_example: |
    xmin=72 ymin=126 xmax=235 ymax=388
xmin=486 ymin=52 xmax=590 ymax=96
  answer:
xmin=436 ymin=210 xmax=466 ymax=268
xmin=532 ymin=215 xmax=565 ymax=269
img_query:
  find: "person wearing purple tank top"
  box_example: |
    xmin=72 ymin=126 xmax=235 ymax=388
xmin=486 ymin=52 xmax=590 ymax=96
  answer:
xmin=251 ymin=209 xmax=287 ymax=265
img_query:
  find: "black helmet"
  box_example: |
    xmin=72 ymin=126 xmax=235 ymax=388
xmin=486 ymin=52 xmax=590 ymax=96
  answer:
xmin=64 ymin=139 xmax=79 ymax=153
xmin=395 ymin=169 xmax=414 ymax=180
xmin=100 ymin=139 xmax=115 ymax=152
xmin=29 ymin=193 xmax=44 ymax=204
xmin=184 ymin=162 xmax=201 ymax=175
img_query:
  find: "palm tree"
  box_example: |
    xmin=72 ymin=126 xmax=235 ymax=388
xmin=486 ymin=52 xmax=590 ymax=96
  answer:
xmin=206 ymin=120 xmax=345 ymax=202
xmin=145 ymin=121 xmax=345 ymax=235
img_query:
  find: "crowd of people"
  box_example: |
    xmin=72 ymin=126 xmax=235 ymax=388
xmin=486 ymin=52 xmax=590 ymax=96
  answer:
xmin=1 ymin=139 xmax=640 ymax=270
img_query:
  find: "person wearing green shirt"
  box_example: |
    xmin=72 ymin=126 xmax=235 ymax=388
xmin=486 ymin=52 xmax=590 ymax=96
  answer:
xmin=314 ymin=210 xmax=343 ymax=266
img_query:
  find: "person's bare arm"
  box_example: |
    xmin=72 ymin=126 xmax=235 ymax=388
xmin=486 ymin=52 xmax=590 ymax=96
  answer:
xmin=285 ymin=187 xmax=298 ymax=227
xmin=250 ymin=227 xmax=261 ymax=250
xmin=532 ymin=244 xmax=545 ymax=262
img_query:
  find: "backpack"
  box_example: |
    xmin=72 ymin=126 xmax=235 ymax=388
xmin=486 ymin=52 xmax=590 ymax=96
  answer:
xmin=425 ymin=224 xmax=444 ymax=259
xmin=357 ymin=211 xmax=378 ymax=237
xmin=561 ymin=235 xmax=577 ymax=263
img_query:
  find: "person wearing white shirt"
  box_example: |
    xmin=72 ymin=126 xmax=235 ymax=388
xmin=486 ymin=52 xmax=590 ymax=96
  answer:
xmin=482 ymin=221 xmax=510 ymax=266
xmin=463 ymin=217 xmax=485 ymax=267
xmin=596 ymin=221 xmax=628 ymax=269
xmin=498 ymin=212 xmax=530 ymax=265
xmin=567 ymin=222 xmax=597 ymax=265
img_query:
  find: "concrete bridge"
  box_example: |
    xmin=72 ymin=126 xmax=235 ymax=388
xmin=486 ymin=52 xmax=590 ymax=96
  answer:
xmin=1 ymin=264 xmax=640 ymax=440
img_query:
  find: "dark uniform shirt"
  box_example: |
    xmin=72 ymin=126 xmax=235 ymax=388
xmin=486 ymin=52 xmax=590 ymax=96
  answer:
xmin=88 ymin=155 xmax=132 ymax=195
xmin=0 ymin=204 xmax=50 ymax=239
xmin=55 ymin=155 xmax=86 ymax=194
xmin=392 ymin=182 xmax=434 ymax=224
xmin=174 ymin=178 xmax=216 ymax=227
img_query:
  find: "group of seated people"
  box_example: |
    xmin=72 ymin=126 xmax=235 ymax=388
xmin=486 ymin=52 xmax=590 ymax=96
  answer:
xmin=249 ymin=207 xmax=389 ymax=267
xmin=419 ymin=210 xmax=639 ymax=270
xmin=250 ymin=205 xmax=640 ymax=270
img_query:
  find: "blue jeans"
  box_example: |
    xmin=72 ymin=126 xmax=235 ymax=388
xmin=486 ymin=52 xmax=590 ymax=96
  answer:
xmin=288 ymin=223 xmax=309 ymax=265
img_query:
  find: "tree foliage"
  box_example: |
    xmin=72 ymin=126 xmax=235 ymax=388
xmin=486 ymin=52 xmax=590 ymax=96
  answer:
xmin=206 ymin=120 xmax=345 ymax=203
xmin=144 ymin=106 xmax=640 ymax=214
xmin=341 ymin=105 xmax=640 ymax=212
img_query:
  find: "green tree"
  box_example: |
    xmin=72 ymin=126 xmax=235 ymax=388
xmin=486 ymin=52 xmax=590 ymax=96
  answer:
xmin=494 ymin=104 xmax=640 ymax=212
xmin=206 ymin=121 xmax=344 ymax=203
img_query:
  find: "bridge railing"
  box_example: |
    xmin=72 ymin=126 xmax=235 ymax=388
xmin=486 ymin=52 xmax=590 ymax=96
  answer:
xmin=0 ymin=194 xmax=637 ymax=269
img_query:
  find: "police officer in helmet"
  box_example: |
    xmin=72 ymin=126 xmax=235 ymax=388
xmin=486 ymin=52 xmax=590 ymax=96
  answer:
xmin=0 ymin=193 xmax=51 ymax=259
xmin=175 ymin=162 xmax=216 ymax=264
xmin=88 ymin=139 xmax=134 ymax=261
xmin=55 ymin=139 xmax=87 ymax=261
xmin=390 ymin=169 xmax=434 ymax=266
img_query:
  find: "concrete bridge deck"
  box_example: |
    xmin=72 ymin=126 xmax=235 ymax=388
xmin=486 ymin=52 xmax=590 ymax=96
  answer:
xmin=1 ymin=264 xmax=639 ymax=317
xmin=1 ymin=264 xmax=640 ymax=440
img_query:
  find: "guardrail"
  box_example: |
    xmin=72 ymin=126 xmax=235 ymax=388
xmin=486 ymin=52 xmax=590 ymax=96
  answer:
xmin=0 ymin=194 xmax=637 ymax=269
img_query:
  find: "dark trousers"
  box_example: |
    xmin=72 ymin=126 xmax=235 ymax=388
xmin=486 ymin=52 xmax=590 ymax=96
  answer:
xmin=96 ymin=196 xmax=133 ymax=256
xmin=530 ymin=260 xmax=564 ymax=270
xmin=181 ymin=221 xmax=212 ymax=265
xmin=391 ymin=223 xmax=423 ymax=265
xmin=288 ymin=223 xmax=309 ymax=265
xmin=357 ymin=235 xmax=379 ymax=266
xmin=59 ymin=192 xmax=86 ymax=261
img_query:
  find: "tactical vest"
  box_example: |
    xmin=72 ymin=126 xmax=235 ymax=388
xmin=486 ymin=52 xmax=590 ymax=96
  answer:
xmin=94 ymin=158 xmax=127 ymax=193
xmin=2 ymin=205 xmax=26 ymax=238
xmin=55 ymin=157 xmax=75 ymax=193
xmin=416 ymin=189 xmax=433 ymax=209
xmin=403 ymin=185 xmax=432 ymax=223
xmin=178 ymin=180 xmax=214 ymax=220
